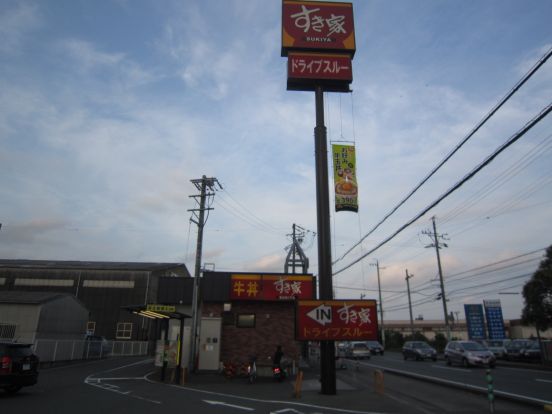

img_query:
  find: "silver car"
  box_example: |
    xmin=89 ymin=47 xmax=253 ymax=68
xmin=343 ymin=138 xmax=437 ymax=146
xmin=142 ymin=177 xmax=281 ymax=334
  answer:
xmin=346 ymin=341 xmax=371 ymax=359
xmin=445 ymin=340 xmax=496 ymax=368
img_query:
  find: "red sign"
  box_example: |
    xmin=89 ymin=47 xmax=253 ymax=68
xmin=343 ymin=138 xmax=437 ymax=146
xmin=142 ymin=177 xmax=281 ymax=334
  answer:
xmin=230 ymin=274 xmax=314 ymax=301
xmin=288 ymin=52 xmax=352 ymax=81
xmin=296 ymin=300 xmax=378 ymax=341
xmin=230 ymin=275 xmax=262 ymax=300
xmin=282 ymin=1 xmax=356 ymax=57
xmin=263 ymin=275 xmax=314 ymax=300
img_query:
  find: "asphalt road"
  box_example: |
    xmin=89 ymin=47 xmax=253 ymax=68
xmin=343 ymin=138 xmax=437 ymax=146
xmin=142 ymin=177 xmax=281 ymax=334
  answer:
xmin=349 ymin=352 xmax=552 ymax=406
xmin=0 ymin=356 xmax=548 ymax=414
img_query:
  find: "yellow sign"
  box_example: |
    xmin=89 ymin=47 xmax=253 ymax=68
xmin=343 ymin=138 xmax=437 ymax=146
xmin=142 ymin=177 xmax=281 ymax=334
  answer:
xmin=147 ymin=304 xmax=176 ymax=313
xmin=332 ymin=144 xmax=358 ymax=212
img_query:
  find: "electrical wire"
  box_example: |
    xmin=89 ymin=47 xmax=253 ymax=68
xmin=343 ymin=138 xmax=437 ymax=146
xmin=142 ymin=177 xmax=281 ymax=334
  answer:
xmin=333 ymin=46 xmax=552 ymax=266
xmin=332 ymin=103 xmax=552 ymax=276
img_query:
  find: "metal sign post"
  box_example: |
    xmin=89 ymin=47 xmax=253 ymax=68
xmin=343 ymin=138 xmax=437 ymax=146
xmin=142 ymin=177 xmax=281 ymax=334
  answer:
xmin=282 ymin=0 xmax=356 ymax=395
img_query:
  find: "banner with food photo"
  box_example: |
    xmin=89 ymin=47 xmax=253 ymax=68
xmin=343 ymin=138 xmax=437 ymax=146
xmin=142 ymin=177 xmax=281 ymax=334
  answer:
xmin=332 ymin=144 xmax=358 ymax=212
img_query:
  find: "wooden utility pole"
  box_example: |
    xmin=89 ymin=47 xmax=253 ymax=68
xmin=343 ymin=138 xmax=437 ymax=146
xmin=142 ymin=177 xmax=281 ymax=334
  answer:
xmin=188 ymin=176 xmax=221 ymax=373
xmin=405 ymin=269 xmax=414 ymax=335
xmin=424 ymin=216 xmax=451 ymax=340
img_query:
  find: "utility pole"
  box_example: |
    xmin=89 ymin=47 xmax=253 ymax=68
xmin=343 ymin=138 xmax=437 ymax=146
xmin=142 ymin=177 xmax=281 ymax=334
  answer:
xmin=370 ymin=260 xmax=385 ymax=348
xmin=188 ymin=175 xmax=221 ymax=373
xmin=423 ymin=216 xmax=451 ymax=340
xmin=405 ymin=269 xmax=414 ymax=335
xmin=284 ymin=223 xmax=310 ymax=274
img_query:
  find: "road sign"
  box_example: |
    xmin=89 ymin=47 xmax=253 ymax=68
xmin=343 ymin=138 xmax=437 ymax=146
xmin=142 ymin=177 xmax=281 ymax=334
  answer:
xmin=296 ymin=300 xmax=378 ymax=341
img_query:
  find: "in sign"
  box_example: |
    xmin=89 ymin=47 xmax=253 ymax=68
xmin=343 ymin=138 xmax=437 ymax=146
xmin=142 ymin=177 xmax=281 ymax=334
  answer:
xmin=306 ymin=304 xmax=332 ymax=326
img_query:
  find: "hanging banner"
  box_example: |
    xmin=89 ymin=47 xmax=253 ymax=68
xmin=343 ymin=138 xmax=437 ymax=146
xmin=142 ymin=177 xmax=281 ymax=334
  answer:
xmin=332 ymin=144 xmax=358 ymax=212
xmin=483 ymin=299 xmax=506 ymax=340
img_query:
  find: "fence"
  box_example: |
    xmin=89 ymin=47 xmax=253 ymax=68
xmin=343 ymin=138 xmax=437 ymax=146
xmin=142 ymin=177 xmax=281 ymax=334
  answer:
xmin=33 ymin=339 xmax=149 ymax=363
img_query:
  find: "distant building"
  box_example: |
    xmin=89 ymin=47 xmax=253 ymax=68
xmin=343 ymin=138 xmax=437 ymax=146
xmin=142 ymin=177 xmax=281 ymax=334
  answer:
xmin=0 ymin=259 xmax=191 ymax=341
xmin=0 ymin=291 xmax=88 ymax=343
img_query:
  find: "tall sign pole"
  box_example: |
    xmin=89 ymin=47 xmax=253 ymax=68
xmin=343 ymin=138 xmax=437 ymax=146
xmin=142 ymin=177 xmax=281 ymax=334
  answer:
xmin=314 ymin=85 xmax=336 ymax=394
xmin=282 ymin=1 xmax=355 ymax=395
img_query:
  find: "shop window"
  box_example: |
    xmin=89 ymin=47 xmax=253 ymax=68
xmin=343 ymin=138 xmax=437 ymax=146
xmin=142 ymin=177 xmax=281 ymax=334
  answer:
xmin=236 ymin=314 xmax=255 ymax=328
xmin=116 ymin=322 xmax=133 ymax=339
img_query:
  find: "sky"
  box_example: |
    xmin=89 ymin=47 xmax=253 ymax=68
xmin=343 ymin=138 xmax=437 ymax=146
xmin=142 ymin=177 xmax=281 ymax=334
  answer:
xmin=1 ymin=0 xmax=551 ymax=323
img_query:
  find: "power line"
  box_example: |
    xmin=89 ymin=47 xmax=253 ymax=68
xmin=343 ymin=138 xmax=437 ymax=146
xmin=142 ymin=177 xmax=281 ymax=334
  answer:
xmin=332 ymin=103 xmax=552 ymax=276
xmin=332 ymin=46 xmax=552 ymax=266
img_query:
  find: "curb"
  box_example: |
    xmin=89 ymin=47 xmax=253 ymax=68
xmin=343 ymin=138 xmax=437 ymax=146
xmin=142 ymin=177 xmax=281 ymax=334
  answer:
xmin=372 ymin=363 xmax=552 ymax=409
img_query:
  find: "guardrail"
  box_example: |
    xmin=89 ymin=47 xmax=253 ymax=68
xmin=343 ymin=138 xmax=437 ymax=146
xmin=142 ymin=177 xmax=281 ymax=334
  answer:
xmin=33 ymin=339 xmax=149 ymax=363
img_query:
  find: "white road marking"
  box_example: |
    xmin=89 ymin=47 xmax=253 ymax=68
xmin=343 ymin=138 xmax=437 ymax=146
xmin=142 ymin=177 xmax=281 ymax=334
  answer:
xmin=536 ymin=379 xmax=552 ymax=383
xmin=204 ymin=400 xmax=255 ymax=411
xmin=270 ymin=409 xmax=305 ymax=413
xmin=147 ymin=374 xmax=385 ymax=414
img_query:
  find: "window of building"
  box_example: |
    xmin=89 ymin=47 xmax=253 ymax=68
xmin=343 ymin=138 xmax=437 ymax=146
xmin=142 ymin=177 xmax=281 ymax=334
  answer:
xmin=116 ymin=322 xmax=133 ymax=339
xmin=83 ymin=280 xmax=134 ymax=288
xmin=236 ymin=314 xmax=255 ymax=328
xmin=86 ymin=321 xmax=96 ymax=335
xmin=0 ymin=323 xmax=16 ymax=340
xmin=14 ymin=278 xmax=74 ymax=287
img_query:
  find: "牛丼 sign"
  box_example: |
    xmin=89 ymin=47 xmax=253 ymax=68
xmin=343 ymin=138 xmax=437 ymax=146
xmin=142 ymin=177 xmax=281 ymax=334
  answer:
xmin=296 ymin=300 xmax=378 ymax=341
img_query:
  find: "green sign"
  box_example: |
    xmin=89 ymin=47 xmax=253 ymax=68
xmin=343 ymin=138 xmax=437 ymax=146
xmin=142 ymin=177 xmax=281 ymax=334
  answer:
xmin=147 ymin=304 xmax=176 ymax=313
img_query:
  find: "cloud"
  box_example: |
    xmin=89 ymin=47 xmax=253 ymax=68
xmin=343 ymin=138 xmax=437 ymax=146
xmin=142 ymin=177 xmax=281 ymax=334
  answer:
xmin=0 ymin=2 xmax=40 ymax=53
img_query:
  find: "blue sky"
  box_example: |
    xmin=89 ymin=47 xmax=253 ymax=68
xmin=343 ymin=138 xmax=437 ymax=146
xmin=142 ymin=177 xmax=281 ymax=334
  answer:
xmin=1 ymin=0 xmax=551 ymax=322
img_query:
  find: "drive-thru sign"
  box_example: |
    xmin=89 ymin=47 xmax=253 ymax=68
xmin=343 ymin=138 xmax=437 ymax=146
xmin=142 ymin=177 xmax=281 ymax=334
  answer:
xmin=296 ymin=300 xmax=378 ymax=341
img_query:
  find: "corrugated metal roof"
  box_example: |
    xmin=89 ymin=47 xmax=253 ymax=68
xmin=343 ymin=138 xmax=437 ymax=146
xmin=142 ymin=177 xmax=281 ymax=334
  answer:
xmin=0 ymin=259 xmax=188 ymax=272
xmin=0 ymin=290 xmax=70 ymax=304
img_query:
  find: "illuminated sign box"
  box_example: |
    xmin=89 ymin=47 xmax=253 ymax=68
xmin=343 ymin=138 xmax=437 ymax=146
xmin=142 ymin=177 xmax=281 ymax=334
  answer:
xmin=296 ymin=300 xmax=378 ymax=341
xmin=282 ymin=0 xmax=356 ymax=57
xmin=287 ymin=52 xmax=352 ymax=92
xmin=230 ymin=274 xmax=314 ymax=301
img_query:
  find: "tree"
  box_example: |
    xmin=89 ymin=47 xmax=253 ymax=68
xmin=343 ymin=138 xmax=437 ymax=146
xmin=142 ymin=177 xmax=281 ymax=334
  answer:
xmin=431 ymin=333 xmax=447 ymax=353
xmin=522 ymin=245 xmax=552 ymax=332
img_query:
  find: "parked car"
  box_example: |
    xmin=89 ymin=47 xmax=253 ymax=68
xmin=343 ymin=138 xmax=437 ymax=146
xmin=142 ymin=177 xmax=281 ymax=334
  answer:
xmin=346 ymin=341 xmax=371 ymax=359
xmin=444 ymin=340 xmax=495 ymax=368
xmin=366 ymin=341 xmax=384 ymax=355
xmin=403 ymin=341 xmax=437 ymax=361
xmin=504 ymin=339 xmax=534 ymax=361
xmin=519 ymin=341 xmax=541 ymax=361
xmin=483 ymin=339 xmax=508 ymax=359
xmin=0 ymin=341 xmax=39 ymax=394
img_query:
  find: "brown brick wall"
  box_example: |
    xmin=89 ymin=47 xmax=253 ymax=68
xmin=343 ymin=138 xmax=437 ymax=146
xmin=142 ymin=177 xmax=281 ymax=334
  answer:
xmin=202 ymin=301 xmax=301 ymax=366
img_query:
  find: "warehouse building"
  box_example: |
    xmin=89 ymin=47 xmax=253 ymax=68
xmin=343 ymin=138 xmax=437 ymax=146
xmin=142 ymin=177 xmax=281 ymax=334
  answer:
xmin=0 ymin=260 xmax=191 ymax=341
